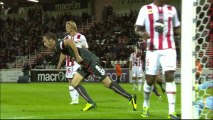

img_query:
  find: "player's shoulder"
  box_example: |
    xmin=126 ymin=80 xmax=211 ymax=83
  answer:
xmin=74 ymin=33 xmax=86 ymax=40
xmin=130 ymin=52 xmax=135 ymax=56
xmin=141 ymin=3 xmax=152 ymax=7
xmin=165 ymin=4 xmax=177 ymax=10
xmin=139 ymin=3 xmax=154 ymax=11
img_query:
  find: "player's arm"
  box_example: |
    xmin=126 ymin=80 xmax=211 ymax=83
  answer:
xmin=135 ymin=25 xmax=150 ymax=40
xmin=56 ymin=53 xmax=65 ymax=70
xmin=129 ymin=61 xmax=132 ymax=71
xmin=135 ymin=6 xmax=150 ymax=40
xmin=63 ymin=39 xmax=83 ymax=63
xmin=173 ymin=6 xmax=181 ymax=36
xmin=174 ymin=26 xmax=181 ymax=35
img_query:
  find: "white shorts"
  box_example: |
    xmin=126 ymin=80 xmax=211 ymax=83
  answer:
xmin=66 ymin=61 xmax=81 ymax=79
xmin=132 ymin=66 xmax=144 ymax=77
xmin=145 ymin=49 xmax=176 ymax=75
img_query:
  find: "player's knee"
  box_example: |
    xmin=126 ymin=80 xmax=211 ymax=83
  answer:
xmin=145 ymin=75 xmax=156 ymax=85
xmin=71 ymin=80 xmax=78 ymax=87
xmin=102 ymin=76 xmax=111 ymax=87
xmin=165 ymin=71 xmax=175 ymax=82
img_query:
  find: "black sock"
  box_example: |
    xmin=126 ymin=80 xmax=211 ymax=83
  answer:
xmin=109 ymin=81 xmax=131 ymax=100
xmin=152 ymin=85 xmax=160 ymax=96
xmin=74 ymin=84 xmax=94 ymax=104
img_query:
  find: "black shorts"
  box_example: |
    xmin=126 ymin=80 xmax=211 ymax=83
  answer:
xmin=77 ymin=59 xmax=107 ymax=81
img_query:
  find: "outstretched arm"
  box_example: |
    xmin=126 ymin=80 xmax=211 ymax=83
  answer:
xmin=56 ymin=53 xmax=65 ymax=70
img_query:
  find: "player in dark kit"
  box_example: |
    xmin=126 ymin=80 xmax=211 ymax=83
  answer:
xmin=42 ymin=32 xmax=137 ymax=111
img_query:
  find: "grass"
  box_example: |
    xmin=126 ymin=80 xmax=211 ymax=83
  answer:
xmin=0 ymin=82 xmax=181 ymax=119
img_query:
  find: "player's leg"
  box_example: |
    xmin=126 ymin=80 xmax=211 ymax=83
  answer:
xmin=66 ymin=66 xmax=79 ymax=105
xmin=68 ymin=78 xmax=79 ymax=104
xmin=194 ymin=96 xmax=213 ymax=118
xmin=131 ymin=68 xmax=137 ymax=90
xmin=117 ymin=75 xmax=121 ymax=84
xmin=198 ymin=80 xmax=213 ymax=90
xmin=102 ymin=76 xmax=137 ymax=111
xmin=71 ymin=69 xmax=96 ymax=111
xmin=141 ymin=51 xmax=158 ymax=117
xmin=156 ymin=75 xmax=166 ymax=94
xmin=91 ymin=61 xmax=137 ymax=111
xmin=160 ymin=49 xmax=179 ymax=119
xmin=152 ymin=83 xmax=162 ymax=102
xmin=137 ymin=77 xmax=142 ymax=91
xmin=137 ymin=68 xmax=143 ymax=91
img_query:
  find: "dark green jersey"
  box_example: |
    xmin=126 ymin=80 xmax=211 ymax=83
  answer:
xmin=56 ymin=41 xmax=99 ymax=65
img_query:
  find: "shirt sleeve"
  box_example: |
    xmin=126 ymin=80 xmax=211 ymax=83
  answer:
xmin=135 ymin=6 xmax=146 ymax=26
xmin=172 ymin=6 xmax=180 ymax=27
xmin=81 ymin=35 xmax=89 ymax=48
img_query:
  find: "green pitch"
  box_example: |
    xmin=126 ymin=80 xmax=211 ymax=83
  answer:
xmin=0 ymin=82 xmax=181 ymax=119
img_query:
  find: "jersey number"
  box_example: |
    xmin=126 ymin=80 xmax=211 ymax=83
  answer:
xmin=95 ymin=65 xmax=105 ymax=75
xmin=146 ymin=59 xmax=150 ymax=66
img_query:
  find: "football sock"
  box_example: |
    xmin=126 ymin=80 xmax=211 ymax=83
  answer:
xmin=138 ymin=78 xmax=142 ymax=91
xmin=143 ymin=81 xmax=153 ymax=108
xmin=133 ymin=80 xmax=137 ymax=89
xmin=74 ymin=84 xmax=94 ymax=104
xmin=69 ymin=86 xmax=74 ymax=100
xmin=109 ymin=81 xmax=132 ymax=100
xmin=166 ymin=81 xmax=176 ymax=114
xmin=69 ymin=86 xmax=79 ymax=100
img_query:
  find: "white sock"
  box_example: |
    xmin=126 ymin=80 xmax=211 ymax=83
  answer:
xmin=133 ymin=80 xmax=137 ymax=89
xmin=138 ymin=78 xmax=142 ymax=91
xmin=72 ymin=89 xmax=79 ymax=100
xmin=166 ymin=81 xmax=176 ymax=114
xmin=69 ymin=86 xmax=78 ymax=101
xmin=143 ymin=81 xmax=153 ymax=108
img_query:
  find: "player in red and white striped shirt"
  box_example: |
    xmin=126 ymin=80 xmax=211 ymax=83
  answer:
xmin=129 ymin=47 xmax=145 ymax=91
xmin=57 ymin=21 xmax=88 ymax=105
xmin=135 ymin=0 xmax=180 ymax=119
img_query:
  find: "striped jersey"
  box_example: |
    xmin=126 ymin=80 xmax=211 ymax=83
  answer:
xmin=135 ymin=3 xmax=180 ymax=50
xmin=129 ymin=52 xmax=143 ymax=67
xmin=64 ymin=33 xmax=88 ymax=67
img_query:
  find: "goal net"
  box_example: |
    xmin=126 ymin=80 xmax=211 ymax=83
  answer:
xmin=181 ymin=0 xmax=213 ymax=119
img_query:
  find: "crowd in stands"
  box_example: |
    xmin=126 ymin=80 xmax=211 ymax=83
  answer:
xmin=1 ymin=4 xmax=211 ymax=69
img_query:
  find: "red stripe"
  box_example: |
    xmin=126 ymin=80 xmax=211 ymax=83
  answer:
xmin=167 ymin=6 xmax=172 ymax=48
xmin=147 ymin=6 xmax=154 ymax=50
xmin=71 ymin=59 xmax=74 ymax=66
xmin=77 ymin=34 xmax=81 ymax=39
xmin=158 ymin=7 xmax=163 ymax=49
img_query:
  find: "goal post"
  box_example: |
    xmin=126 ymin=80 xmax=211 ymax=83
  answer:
xmin=181 ymin=0 xmax=212 ymax=119
xmin=181 ymin=0 xmax=196 ymax=119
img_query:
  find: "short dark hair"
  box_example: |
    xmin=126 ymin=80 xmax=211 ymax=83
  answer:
xmin=44 ymin=32 xmax=57 ymax=41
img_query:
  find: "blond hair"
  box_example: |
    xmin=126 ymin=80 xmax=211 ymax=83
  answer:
xmin=66 ymin=21 xmax=77 ymax=31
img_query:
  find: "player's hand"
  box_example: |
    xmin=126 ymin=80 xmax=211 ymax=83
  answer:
xmin=141 ymin=32 xmax=150 ymax=40
xmin=76 ymin=56 xmax=85 ymax=66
